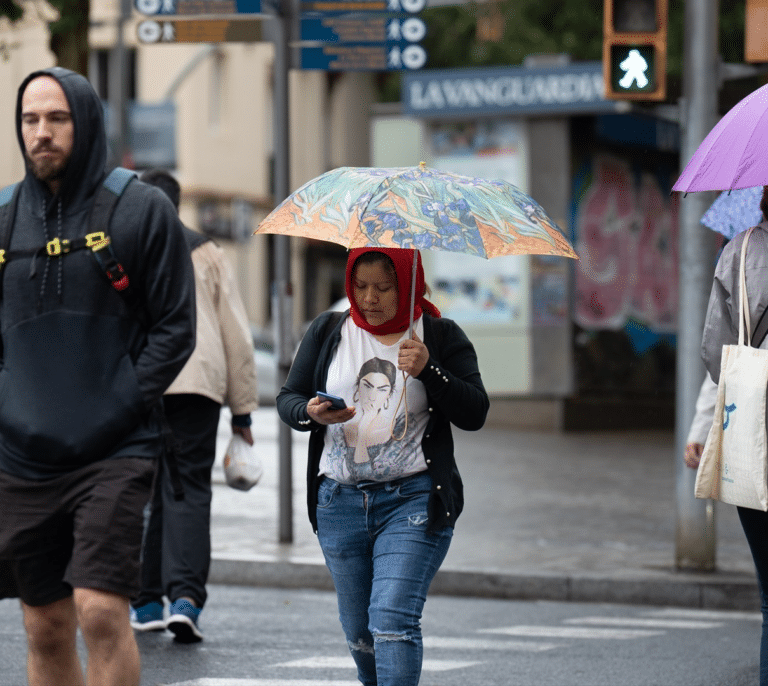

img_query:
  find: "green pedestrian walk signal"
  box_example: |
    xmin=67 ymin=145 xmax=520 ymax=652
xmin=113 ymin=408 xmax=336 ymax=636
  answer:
xmin=603 ymin=0 xmax=667 ymax=101
xmin=610 ymin=45 xmax=657 ymax=94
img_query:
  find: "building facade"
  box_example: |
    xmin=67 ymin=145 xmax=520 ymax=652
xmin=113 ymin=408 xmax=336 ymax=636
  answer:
xmin=0 ymin=0 xmax=378 ymax=332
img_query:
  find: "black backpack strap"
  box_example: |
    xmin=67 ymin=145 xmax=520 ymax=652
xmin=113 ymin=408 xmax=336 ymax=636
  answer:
xmin=92 ymin=169 xmax=185 ymax=500
xmin=0 ymin=183 xmax=20 ymax=242
xmin=0 ymin=183 xmax=21 ymax=290
xmin=88 ymin=167 xmax=141 ymax=308
xmin=0 ymin=183 xmax=20 ymax=359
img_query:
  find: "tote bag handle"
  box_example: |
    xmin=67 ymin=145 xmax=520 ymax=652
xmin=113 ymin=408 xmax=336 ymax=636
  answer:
xmin=739 ymin=227 xmax=756 ymax=348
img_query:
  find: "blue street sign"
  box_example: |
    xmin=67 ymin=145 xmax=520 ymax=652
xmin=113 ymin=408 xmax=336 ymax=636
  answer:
xmin=300 ymin=0 xmax=425 ymax=13
xmin=135 ymin=0 xmax=262 ymax=15
xmin=300 ymin=42 xmax=426 ymax=70
xmin=300 ymin=13 xmax=426 ymax=43
xmin=137 ymin=18 xmax=263 ymax=42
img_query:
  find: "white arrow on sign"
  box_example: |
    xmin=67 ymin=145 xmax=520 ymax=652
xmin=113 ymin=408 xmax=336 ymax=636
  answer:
xmin=137 ymin=20 xmax=176 ymax=42
xmin=386 ymin=17 xmax=426 ymax=42
xmin=401 ymin=43 xmax=427 ymax=69
xmin=137 ymin=19 xmax=163 ymax=42
xmin=388 ymin=44 xmax=426 ymax=69
xmin=135 ymin=0 xmax=168 ymax=14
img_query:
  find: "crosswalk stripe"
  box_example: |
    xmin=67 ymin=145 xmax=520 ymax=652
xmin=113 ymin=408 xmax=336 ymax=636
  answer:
xmin=275 ymin=656 xmax=480 ymax=672
xmin=424 ymin=636 xmax=559 ymax=652
xmin=161 ymin=680 xmax=359 ymax=686
xmin=479 ymin=626 xmax=664 ymax=640
xmin=642 ymin=608 xmax=762 ymax=622
xmin=563 ymin=616 xmax=722 ymax=629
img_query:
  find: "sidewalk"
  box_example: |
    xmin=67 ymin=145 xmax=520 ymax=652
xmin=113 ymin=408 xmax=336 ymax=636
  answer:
xmin=209 ymin=407 xmax=759 ymax=611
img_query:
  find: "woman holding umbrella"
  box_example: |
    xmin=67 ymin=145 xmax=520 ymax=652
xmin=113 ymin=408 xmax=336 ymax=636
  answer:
xmin=697 ymin=186 xmax=768 ymax=686
xmin=276 ymin=246 xmax=489 ymax=686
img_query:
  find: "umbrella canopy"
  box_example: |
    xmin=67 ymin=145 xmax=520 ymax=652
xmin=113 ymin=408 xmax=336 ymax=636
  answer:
xmin=254 ymin=164 xmax=578 ymax=260
xmin=700 ymin=186 xmax=764 ymax=240
xmin=673 ymin=82 xmax=768 ymax=193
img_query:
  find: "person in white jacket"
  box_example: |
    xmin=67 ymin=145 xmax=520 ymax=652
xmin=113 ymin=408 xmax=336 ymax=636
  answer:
xmin=697 ymin=190 xmax=768 ymax=686
xmin=683 ymin=373 xmax=718 ymax=469
xmin=130 ymin=169 xmax=258 ymax=643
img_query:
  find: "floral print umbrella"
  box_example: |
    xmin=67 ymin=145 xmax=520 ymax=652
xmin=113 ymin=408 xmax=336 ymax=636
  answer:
xmin=700 ymin=185 xmax=764 ymax=240
xmin=254 ymin=164 xmax=578 ymax=260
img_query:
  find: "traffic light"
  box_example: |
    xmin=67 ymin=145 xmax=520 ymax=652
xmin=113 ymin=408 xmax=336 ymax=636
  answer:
xmin=746 ymin=0 xmax=768 ymax=63
xmin=603 ymin=0 xmax=668 ymax=101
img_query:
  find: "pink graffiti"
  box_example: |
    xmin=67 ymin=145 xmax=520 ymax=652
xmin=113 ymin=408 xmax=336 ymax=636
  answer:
xmin=575 ymin=157 xmax=679 ymax=331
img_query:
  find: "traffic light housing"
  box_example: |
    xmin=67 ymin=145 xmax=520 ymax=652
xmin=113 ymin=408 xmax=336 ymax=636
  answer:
xmin=603 ymin=0 xmax=668 ymax=101
xmin=746 ymin=0 xmax=768 ymax=63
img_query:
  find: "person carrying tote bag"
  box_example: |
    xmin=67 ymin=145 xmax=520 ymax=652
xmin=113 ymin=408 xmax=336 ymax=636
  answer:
xmin=698 ymin=190 xmax=768 ymax=686
xmin=696 ymin=225 xmax=768 ymax=511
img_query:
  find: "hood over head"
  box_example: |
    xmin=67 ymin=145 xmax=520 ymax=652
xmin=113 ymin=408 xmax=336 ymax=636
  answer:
xmin=16 ymin=67 xmax=108 ymax=208
xmin=345 ymin=247 xmax=440 ymax=335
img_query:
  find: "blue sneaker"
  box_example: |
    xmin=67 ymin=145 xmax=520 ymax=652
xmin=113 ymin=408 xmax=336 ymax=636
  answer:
xmin=167 ymin=598 xmax=203 ymax=643
xmin=130 ymin=602 xmax=166 ymax=632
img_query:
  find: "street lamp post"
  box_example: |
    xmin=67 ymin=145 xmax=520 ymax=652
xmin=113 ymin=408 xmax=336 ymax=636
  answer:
xmin=272 ymin=0 xmax=294 ymax=544
xmin=109 ymin=0 xmax=132 ymax=167
xmin=674 ymin=0 xmax=720 ymax=570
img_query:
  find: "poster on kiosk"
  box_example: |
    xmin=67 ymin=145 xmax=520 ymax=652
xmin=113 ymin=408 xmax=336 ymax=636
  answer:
xmin=371 ymin=117 xmax=536 ymax=396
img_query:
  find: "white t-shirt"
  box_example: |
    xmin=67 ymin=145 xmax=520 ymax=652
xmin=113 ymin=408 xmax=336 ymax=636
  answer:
xmin=319 ymin=316 xmax=429 ymax=483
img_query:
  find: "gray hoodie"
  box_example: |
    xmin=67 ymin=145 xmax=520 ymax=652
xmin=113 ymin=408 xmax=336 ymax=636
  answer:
xmin=702 ymin=222 xmax=768 ymax=383
xmin=0 ymin=67 xmax=195 ymax=479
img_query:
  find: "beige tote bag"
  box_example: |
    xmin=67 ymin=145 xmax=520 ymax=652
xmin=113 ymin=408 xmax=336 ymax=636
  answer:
xmin=695 ymin=227 xmax=768 ymax=511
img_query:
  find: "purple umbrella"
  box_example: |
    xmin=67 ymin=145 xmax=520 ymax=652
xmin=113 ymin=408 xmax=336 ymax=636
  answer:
xmin=700 ymin=186 xmax=764 ymax=240
xmin=674 ymin=82 xmax=768 ymax=193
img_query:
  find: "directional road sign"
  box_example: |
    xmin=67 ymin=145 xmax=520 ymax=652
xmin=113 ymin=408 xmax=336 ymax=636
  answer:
xmin=300 ymin=42 xmax=426 ymax=70
xmin=137 ymin=18 xmax=263 ymax=42
xmin=300 ymin=0 xmax=425 ymax=13
xmin=135 ymin=0 xmax=262 ymax=16
xmin=300 ymin=14 xmax=426 ymax=43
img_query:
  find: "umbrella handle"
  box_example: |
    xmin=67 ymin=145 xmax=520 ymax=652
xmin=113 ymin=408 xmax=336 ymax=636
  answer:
xmin=408 ymin=249 xmax=417 ymax=339
xmin=390 ymin=371 xmax=409 ymax=441
xmin=393 ymin=249 xmax=418 ymax=441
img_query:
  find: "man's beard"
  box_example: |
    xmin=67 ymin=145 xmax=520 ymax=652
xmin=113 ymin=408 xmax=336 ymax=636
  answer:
xmin=25 ymin=147 xmax=67 ymax=184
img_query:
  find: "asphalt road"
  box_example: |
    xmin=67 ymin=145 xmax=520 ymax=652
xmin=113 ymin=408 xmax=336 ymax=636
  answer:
xmin=0 ymin=585 xmax=761 ymax=685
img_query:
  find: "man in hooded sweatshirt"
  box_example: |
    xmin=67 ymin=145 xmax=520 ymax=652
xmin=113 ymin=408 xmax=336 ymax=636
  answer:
xmin=0 ymin=69 xmax=195 ymax=686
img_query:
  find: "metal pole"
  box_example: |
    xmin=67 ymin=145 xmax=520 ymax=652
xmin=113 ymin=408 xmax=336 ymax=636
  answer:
xmin=163 ymin=44 xmax=220 ymax=101
xmin=272 ymin=0 xmax=294 ymax=543
xmin=675 ymin=0 xmax=720 ymax=570
xmin=109 ymin=0 xmax=131 ymax=167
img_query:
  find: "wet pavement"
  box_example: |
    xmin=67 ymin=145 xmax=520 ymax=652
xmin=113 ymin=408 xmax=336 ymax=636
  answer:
xmin=209 ymin=407 xmax=759 ymax=610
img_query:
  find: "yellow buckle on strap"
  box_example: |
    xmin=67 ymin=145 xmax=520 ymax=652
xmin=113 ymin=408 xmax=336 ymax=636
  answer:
xmin=85 ymin=232 xmax=110 ymax=251
xmin=46 ymin=237 xmax=70 ymax=257
xmin=0 ymin=249 xmax=5 ymax=268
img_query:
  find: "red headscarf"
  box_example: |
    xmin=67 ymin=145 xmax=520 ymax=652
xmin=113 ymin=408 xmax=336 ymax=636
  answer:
xmin=345 ymin=248 xmax=441 ymax=335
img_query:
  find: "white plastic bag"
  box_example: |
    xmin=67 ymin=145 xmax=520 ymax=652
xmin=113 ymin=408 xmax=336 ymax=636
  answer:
xmin=223 ymin=433 xmax=263 ymax=491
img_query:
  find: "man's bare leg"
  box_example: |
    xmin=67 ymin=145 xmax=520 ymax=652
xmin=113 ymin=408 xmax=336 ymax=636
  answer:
xmin=22 ymin=595 xmax=85 ymax=686
xmin=74 ymin=588 xmax=140 ymax=686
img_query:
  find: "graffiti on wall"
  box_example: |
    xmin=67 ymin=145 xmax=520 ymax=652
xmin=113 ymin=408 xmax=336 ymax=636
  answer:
xmin=574 ymin=155 xmax=679 ymax=333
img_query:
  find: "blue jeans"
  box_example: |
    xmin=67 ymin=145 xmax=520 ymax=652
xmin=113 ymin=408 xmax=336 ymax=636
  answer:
xmin=738 ymin=506 xmax=768 ymax=686
xmin=316 ymin=472 xmax=452 ymax=686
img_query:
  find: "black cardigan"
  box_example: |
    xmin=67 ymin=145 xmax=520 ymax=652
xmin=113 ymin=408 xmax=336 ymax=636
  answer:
xmin=276 ymin=310 xmax=489 ymax=533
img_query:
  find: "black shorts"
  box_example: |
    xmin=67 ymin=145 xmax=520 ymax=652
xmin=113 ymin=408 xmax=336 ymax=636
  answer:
xmin=0 ymin=457 xmax=155 ymax=607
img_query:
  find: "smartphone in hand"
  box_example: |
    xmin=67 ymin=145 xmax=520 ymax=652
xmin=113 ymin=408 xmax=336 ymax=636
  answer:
xmin=316 ymin=391 xmax=347 ymax=410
